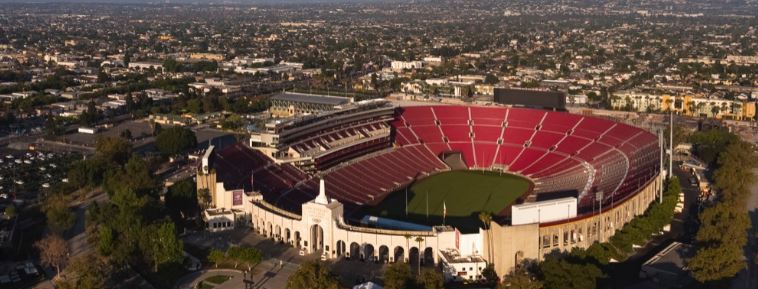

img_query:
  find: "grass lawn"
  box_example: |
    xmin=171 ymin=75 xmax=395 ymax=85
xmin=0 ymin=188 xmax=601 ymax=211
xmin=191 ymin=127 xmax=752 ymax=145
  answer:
xmin=370 ymin=170 xmax=531 ymax=233
xmin=198 ymin=282 xmax=215 ymax=289
xmin=204 ymin=275 xmax=231 ymax=284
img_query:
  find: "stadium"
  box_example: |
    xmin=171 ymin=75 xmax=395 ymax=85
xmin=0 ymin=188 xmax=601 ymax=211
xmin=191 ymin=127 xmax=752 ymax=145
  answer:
xmin=197 ymin=95 xmax=662 ymax=281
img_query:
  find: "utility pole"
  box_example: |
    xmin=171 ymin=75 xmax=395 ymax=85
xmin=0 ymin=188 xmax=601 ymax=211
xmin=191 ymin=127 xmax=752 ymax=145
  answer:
xmin=669 ymin=109 xmax=673 ymax=180
xmin=597 ymin=191 xmax=604 ymax=242
xmin=659 ymin=129 xmax=664 ymax=204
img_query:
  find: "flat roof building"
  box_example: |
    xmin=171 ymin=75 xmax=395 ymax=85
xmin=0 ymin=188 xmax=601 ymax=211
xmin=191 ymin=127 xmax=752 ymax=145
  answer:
xmin=269 ymin=92 xmax=352 ymax=117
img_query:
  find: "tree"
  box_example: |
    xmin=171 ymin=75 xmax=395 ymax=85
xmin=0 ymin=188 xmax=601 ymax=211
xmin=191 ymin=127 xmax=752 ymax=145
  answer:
xmin=501 ymin=266 xmax=543 ymax=289
xmin=417 ymin=269 xmax=444 ymax=289
xmin=226 ymin=246 xmax=263 ymax=270
xmin=104 ymin=155 xmax=156 ymax=197
xmin=56 ymin=254 xmax=111 ymax=289
xmin=479 ymin=211 xmax=494 ymax=263
xmin=67 ymin=158 xmax=106 ymax=188
xmin=538 ymin=254 xmax=602 ymax=289
xmin=689 ymin=136 xmax=754 ymax=283
xmin=208 ymin=249 xmax=226 ymax=268
xmin=482 ymin=263 xmax=498 ymax=282
xmin=384 ymin=262 xmax=414 ymax=289
xmin=46 ymin=196 xmax=76 ymax=233
xmin=713 ymin=141 xmax=756 ymax=202
xmin=484 ymin=73 xmax=499 ymax=85
xmin=689 ymin=128 xmax=737 ymax=166
xmin=79 ymin=100 xmax=100 ymax=126
xmin=689 ymin=202 xmax=750 ymax=282
xmin=95 ymin=136 xmax=132 ymax=166
xmin=285 ymin=260 xmax=342 ymax=289
xmin=155 ymin=126 xmax=197 ymax=156
xmin=165 ymin=179 xmax=198 ymax=219
xmin=139 ymin=221 xmax=184 ymax=272
xmin=664 ymin=124 xmax=689 ymax=148
xmin=97 ymin=225 xmax=115 ymax=256
xmin=35 ymin=234 xmax=69 ymax=276
xmin=3 ymin=205 xmax=16 ymax=219
xmin=125 ymin=92 xmax=136 ymax=112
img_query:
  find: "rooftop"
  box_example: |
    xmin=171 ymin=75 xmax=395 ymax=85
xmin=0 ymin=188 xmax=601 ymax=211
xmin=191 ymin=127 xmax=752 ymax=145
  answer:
xmin=271 ymin=92 xmax=350 ymax=106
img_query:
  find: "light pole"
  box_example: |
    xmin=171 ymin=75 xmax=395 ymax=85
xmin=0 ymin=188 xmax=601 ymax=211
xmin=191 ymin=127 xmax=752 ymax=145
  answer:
xmin=597 ymin=191 xmax=604 ymax=242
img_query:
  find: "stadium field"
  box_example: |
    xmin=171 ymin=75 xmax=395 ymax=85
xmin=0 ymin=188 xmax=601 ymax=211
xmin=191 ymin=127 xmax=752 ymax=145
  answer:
xmin=369 ymin=170 xmax=531 ymax=233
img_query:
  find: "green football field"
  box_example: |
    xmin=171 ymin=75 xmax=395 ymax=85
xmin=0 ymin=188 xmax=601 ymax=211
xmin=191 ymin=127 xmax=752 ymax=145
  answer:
xmin=369 ymin=170 xmax=531 ymax=233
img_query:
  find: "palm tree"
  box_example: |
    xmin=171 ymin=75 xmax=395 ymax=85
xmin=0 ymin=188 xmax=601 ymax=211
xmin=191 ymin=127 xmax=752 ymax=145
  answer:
xmin=415 ymin=236 xmax=424 ymax=275
xmin=687 ymin=101 xmax=696 ymax=116
xmin=478 ymin=211 xmax=493 ymax=263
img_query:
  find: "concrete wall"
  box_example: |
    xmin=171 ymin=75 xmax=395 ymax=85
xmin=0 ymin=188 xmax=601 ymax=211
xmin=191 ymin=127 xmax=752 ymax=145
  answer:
xmin=486 ymin=173 xmax=662 ymax=278
xmin=248 ymin=194 xmax=455 ymax=265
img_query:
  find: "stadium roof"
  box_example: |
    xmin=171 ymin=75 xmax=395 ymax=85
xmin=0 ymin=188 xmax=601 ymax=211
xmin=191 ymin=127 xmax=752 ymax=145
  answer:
xmin=271 ymin=92 xmax=349 ymax=106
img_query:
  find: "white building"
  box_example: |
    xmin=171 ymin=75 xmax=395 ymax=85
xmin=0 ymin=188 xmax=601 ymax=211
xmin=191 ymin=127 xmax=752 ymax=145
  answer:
xmin=391 ymin=61 xmax=424 ymax=71
xmin=439 ymin=248 xmax=488 ymax=282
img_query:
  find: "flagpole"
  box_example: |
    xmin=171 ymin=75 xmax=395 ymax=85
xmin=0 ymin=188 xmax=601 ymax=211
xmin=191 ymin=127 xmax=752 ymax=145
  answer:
xmin=405 ymin=187 xmax=408 ymax=216
xmin=426 ymin=191 xmax=429 ymax=220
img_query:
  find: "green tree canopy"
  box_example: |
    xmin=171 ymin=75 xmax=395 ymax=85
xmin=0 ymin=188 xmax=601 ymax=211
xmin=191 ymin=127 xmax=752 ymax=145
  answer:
xmin=689 ymin=128 xmax=738 ymax=166
xmin=417 ymin=269 xmax=444 ymax=289
xmin=165 ymin=179 xmax=198 ymax=219
xmin=95 ymin=136 xmax=133 ymax=166
xmin=538 ymin=254 xmax=603 ymax=289
xmin=139 ymin=220 xmax=184 ymax=272
xmin=155 ymin=126 xmax=197 ymax=156
xmin=384 ymin=262 xmax=414 ymax=289
xmin=501 ymin=266 xmax=543 ymax=289
xmin=285 ymin=260 xmax=343 ymax=289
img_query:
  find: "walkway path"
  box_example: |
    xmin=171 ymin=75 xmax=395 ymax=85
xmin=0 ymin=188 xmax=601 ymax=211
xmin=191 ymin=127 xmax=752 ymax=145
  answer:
xmin=174 ymin=259 xmax=299 ymax=289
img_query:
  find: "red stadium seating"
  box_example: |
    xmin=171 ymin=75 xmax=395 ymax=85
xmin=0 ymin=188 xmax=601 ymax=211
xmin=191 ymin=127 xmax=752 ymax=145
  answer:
xmin=225 ymin=105 xmax=659 ymax=217
xmin=393 ymin=105 xmax=660 ymax=214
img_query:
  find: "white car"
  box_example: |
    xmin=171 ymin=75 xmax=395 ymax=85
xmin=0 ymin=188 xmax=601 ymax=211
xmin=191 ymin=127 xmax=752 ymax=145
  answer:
xmin=42 ymin=183 xmax=50 ymax=188
xmin=49 ymin=164 xmax=57 ymax=168
xmin=62 ymin=178 xmax=69 ymax=183
xmin=0 ymin=193 xmax=8 ymax=199
xmin=5 ymin=154 xmax=13 ymax=159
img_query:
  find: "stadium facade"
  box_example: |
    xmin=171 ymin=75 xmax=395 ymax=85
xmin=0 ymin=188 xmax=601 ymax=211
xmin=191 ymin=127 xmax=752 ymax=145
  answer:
xmin=197 ymin=100 xmax=662 ymax=280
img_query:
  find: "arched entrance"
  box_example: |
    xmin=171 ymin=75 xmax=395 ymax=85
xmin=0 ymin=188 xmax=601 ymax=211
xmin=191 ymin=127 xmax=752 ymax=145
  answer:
xmin=275 ymin=225 xmax=281 ymax=242
xmin=336 ymin=240 xmax=346 ymax=257
xmin=409 ymin=247 xmax=420 ymax=266
xmin=423 ymin=247 xmax=435 ymax=266
xmin=349 ymin=242 xmax=360 ymax=260
xmin=285 ymin=228 xmax=291 ymax=245
xmin=393 ymin=246 xmax=405 ymax=263
xmin=310 ymin=224 xmax=324 ymax=253
xmin=294 ymin=231 xmax=301 ymax=248
xmin=379 ymin=246 xmax=389 ymax=263
xmin=363 ymin=244 xmax=375 ymax=262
